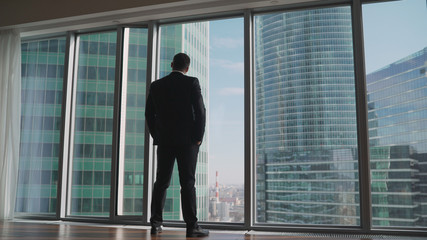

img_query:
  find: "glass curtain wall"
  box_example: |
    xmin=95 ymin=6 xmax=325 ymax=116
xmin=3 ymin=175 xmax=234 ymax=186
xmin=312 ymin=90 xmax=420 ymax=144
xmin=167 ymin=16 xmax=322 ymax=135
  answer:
xmin=69 ymin=32 xmax=117 ymax=216
xmin=363 ymin=0 xmax=427 ymax=228
xmin=254 ymin=6 xmax=360 ymax=225
xmin=158 ymin=18 xmax=244 ymax=223
xmin=16 ymin=37 xmax=66 ymax=214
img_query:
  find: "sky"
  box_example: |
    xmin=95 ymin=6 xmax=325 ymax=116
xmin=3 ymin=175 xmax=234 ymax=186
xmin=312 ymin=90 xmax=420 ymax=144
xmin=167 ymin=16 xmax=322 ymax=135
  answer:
xmin=362 ymin=0 xmax=427 ymax=74
xmin=205 ymin=0 xmax=427 ymax=185
xmin=208 ymin=18 xmax=245 ymax=185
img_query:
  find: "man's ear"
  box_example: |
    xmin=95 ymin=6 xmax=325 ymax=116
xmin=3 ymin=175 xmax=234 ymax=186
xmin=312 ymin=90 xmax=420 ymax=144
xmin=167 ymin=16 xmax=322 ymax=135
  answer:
xmin=184 ymin=66 xmax=189 ymax=73
xmin=171 ymin=62 xmax=174 ymax=69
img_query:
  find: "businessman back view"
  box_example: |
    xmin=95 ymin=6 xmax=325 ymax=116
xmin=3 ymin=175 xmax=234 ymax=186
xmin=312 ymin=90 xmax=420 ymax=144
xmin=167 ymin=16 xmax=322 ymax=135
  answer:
xmin=145 ymin=53 xmax=208 ymax=237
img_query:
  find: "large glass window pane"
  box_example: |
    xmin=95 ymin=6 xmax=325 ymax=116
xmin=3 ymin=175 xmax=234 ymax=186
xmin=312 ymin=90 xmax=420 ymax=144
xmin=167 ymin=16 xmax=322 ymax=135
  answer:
xmin=363 ymin=0 xmax=427 ymax=228
xmin=158 ymin=18 xmax=244 ymax=223
xmin=16 ymin=37 xmax=66 ymax=214
xmin=254 ymin=7 xmax=360 ymax=225
xmin=69 ymin=32 xmax=117 ymax=216
xmin=117 ymin=28 xmax=148 ymax=215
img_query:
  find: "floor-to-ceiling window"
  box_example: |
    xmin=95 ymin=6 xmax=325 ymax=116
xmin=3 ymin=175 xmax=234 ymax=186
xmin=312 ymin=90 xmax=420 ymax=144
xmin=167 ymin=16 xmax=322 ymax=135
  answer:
xmin=254 ymin=6 xmax=360 ymax=225
xmin=158 ymin=17 xmax=245 ymax=223
xmin=16 ymin=37 xmax=66 ymax=214
xmin=12 ymin=0 xmax=427 ymax=234
xmin=68 ymin=31 xmax=117 ymax=216
xmin=117 ymin=28 xmax=148 ymax=216
xmin=363 ymin=0 xmax=427 ymax=228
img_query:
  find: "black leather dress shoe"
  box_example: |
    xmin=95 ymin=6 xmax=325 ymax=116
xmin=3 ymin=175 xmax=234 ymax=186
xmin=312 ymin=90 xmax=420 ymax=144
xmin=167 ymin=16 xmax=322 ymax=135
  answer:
xmin=186 ymin=226 xmax=209 ymax=237
xmin=150 ymin=225 xmax=163 ymax=234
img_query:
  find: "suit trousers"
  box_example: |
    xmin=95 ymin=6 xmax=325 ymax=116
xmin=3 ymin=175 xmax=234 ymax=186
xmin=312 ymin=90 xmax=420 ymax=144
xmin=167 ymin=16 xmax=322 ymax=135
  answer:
xmin=150 ymin=144 xmax=200 ymax=229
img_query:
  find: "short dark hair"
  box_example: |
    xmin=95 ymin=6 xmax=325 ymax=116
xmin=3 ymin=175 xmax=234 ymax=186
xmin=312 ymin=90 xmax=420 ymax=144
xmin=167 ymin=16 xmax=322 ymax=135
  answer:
xmin=172 ymin=53 xmax=191 ymax=71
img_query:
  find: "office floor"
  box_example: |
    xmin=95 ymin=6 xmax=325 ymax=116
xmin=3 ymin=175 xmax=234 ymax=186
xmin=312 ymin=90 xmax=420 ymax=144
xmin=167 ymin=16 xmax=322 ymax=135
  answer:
xmin=0 ymin=220 xmax=425 ymax=240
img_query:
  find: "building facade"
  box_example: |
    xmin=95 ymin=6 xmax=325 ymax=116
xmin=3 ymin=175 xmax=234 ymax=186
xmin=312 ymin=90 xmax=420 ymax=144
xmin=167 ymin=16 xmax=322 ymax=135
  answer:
xmin=254 ymin=7 xmax=360 ymax=225
xmin=367 ymin=47 xmax=427 ymax=227
xmin=16 ymin=37 xmax=66 ymax=213
xmin=254 ymin=3 xmax=427 ymax=226
xmin=16 ymin=24 xmax=210 ymax=221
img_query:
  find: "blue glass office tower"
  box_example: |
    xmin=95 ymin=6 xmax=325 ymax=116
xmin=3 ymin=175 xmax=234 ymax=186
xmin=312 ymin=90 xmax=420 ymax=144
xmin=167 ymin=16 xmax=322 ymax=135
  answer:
xmin=367 ymin=47 xmax=427 ymax=227
xmin=255 ymin=7 xmax=360 ymax=225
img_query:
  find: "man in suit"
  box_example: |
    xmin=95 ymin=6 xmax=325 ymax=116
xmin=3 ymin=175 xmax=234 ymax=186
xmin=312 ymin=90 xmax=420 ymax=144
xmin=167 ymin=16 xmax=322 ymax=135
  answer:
xmin=145 ymin=53 xmax=209 ymax=237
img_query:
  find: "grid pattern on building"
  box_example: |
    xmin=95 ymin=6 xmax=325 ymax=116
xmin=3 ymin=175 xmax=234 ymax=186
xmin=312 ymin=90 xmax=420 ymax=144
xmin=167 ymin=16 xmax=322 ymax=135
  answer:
xmin=121 ymin=28 xmax=148 ymax=215
xmin=254 ymin=7 xmax=360 ymax=225
xmin=16 ymin=37 xmax=66 ymax=213
xmin=367 ymin=47 xmax=427 ymax=227
xmin=70 ymin=32 xmax=117 ymax=216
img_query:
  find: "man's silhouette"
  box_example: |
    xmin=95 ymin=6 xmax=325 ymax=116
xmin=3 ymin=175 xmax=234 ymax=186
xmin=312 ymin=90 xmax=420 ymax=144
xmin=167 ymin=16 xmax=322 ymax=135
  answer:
xmin=145 ymin=53 xmax=208 ymax=237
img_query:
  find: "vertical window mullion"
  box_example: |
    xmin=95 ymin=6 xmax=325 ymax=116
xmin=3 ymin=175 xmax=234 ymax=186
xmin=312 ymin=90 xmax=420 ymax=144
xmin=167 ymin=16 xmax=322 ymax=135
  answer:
xmin=244 ymin=9 xmax=255 ymax=229
xmin=351 ymin=0 xmax=372 ymax=232
xmin=143 ymin=21 xmax=159 ymax=224
xmin=116 ymin=28 xmax=129 ymax=217
xmin=65 ymin=34 xmax=80 ymax=217
xmin=110 ymin=27 xmax=125 ymax=222
xmin=57 ymin=32 xmax=77 ymax=219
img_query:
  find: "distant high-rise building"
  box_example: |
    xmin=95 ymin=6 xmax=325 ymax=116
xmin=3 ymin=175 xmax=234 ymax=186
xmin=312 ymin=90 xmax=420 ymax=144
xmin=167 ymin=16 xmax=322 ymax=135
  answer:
xmin=367 ymin=47 xmax=427 ymax=227
xmin=16 ymin=37 xmax=66 ymax=214
xmin=254 ymin=7 xmax=360 ymax=225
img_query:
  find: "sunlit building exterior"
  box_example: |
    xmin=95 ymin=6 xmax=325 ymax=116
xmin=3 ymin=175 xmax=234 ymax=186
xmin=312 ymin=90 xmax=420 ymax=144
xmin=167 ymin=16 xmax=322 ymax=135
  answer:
xmin=254 ymin=7 xmax=360 ymax=225
xmin=367 ymin=47 xmax=427 ymax=227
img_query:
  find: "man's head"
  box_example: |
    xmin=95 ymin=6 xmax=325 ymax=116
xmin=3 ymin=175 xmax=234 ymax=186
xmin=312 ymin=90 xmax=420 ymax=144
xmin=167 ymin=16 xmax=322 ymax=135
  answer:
xmin=171 ymin=53 xmax=190 ymax=73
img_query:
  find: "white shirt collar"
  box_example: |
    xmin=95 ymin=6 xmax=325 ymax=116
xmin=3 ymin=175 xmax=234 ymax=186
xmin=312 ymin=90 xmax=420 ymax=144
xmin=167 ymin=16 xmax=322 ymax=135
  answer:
xmin=172 ymin=70 xmax=186 ymax=75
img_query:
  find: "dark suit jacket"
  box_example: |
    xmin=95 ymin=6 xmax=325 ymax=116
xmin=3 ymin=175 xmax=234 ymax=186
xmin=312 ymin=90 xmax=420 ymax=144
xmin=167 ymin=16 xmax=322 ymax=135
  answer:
xmin=145 ymin=71 xmax=206 ymax=146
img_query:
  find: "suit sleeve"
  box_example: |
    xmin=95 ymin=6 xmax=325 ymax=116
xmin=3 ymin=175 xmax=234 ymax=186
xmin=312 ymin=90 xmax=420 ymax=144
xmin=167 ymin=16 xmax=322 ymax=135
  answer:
xmin=145 ymin=85 xmax=157 ymax=142
xmin=191 ymin=78 xmax=206 ymax=142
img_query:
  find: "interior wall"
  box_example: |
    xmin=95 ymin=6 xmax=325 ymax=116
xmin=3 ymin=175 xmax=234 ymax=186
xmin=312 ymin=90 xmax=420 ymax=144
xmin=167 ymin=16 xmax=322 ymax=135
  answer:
xmin=0 ymin=0 xmax=184 ymax=28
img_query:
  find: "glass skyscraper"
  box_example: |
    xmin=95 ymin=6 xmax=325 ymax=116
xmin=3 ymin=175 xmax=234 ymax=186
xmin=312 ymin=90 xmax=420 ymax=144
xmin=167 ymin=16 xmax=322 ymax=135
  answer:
xmin=367 ymin=47 xmax=427 ymax=227
xmin=254 ymin=7 xmax=360 ymax=225
xmin=69 ymin=31 xmax=118 ymax=216
xmin=16 ymin=37 xmax=66 ymax=213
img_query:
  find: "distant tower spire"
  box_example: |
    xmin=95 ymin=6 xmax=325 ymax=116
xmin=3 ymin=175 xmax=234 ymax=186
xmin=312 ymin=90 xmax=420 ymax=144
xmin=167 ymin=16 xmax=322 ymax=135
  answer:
xmin=216 ymin=171 xmax=219 ymax=203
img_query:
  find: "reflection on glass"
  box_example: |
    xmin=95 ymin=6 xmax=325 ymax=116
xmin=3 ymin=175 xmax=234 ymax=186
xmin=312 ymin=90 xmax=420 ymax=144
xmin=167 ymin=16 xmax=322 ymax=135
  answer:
xmin=363 ymin=0 xmax=427 ymax=227
xmin=254 ymin=7 xmax=360 ymax=225
xmin=117 ymin=28 xmax=148 ymax=215
xmin=16 ymin=37 xmax=66 ymax=214
xmin=69 ymin=32 xmax=117 ymax=216
xmin=158 ymin=18 xmax=245 ymax=223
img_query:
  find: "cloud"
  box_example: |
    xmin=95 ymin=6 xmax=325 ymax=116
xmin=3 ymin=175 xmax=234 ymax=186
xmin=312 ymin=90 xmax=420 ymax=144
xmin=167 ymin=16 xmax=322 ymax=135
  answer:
xmin=212 ymin=37 xmax=243 ymax=49
xmin=218 ymin=87 xmax=244 ymax=96
xmin=211 ymin=58 xmax=244 ymax=73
